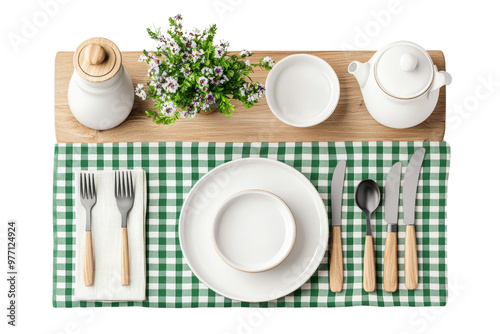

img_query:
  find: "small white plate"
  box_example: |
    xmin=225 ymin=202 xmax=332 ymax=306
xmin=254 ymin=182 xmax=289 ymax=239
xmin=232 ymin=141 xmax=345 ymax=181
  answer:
xmin=266 ymin=54 xmax=340 ymax=127
xmin=179 ymin=158 xmax=328 ymax=302
xmin=212 ymin=189 xmax=296 ymax=273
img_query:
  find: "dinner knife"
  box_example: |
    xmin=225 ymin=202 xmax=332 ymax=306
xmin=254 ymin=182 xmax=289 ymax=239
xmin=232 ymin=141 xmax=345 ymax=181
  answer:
xmin=383 ymin=162 xmax=402 ymax=293
xmin=329 ymin=160 xmax=346 ymax=293
xmin=403 ymin=148 xmax=426 ymax=290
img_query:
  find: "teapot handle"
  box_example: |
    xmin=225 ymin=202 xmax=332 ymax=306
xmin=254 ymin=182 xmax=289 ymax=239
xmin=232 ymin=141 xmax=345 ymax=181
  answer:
xmin=430 ymin=66 xmax=452 ymax=92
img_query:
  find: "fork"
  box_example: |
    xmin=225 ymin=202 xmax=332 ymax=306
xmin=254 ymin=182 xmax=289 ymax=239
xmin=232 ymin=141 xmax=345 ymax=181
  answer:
xmin=80 ymin=172 xmax=96 ymax=287
xmin=115 ymin=171 xmax=135 ymax=286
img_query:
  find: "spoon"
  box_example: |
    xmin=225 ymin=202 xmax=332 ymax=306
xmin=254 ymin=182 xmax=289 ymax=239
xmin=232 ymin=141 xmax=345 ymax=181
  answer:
xmin=355 ymin=179 xmax=381 ymax=293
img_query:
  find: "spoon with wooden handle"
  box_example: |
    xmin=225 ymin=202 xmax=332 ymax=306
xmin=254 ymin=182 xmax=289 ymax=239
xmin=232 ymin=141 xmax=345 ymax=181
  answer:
xmin=356 ymin=179 xmax=380 ymax=293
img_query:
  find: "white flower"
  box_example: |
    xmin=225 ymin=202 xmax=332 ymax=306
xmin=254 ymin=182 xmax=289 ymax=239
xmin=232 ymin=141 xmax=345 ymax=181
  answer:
xmin=169 ymin=41 xmax=180 ymax=55
xmin=152 ymin=81 xmax=163 ymax=94
xmin=214 ymin=46 xmax=224 ymax=58
xmin=189 ymin=40 xmax=197 ymax=50
xmin=138 ymin=55 xmax=148 ymax=62
xmin=182 ymin=67 xmax=191 ymax=77
xmin=191 ymin=49 xmax=204 ymax=62
xmin=201 ymin=102 xmax=210 ymax=111
xmin=198 ymin=76 xmax=209 ymax=87
xmin=148 ymin=62 xmax=160 ymax=76
xmin=157 ymin=40 xmax=166 ymax=51
xmin=135 ymin=84 xmax=147 ymax=100
xmin=201 ymin=67 xmax=213 ymax=75
xmin=247 ymin=93 xmax=259 ymax=102
xmin=245 ymin=59 xmax=251 ymax=66
xmin=162 ymin=77 xmax=179 ymax=93
xmin=240 ymin=49 xmax=251 ymax=57
xmin=181 ymin=108 xmax=197 ymax=119
xmin=182 ymin=52 xmax=191 ymax=62
xmin=257 ymin=83 xmax=266 ymax=94
xmin=262 ymin=56 xmax=275 ymax=67
xmin=214 ymin=66 xmax=223 ymax=76
xmin=161 ymin=101 xmax=177 ymax=116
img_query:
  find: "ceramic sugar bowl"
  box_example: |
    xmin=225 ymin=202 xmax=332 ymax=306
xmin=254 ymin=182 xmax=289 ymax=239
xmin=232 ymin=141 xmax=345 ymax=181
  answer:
xmin=349 ymin=41 xmax=452 ymax=129
xmin=68 ymin=37 xmax=134 ymax=130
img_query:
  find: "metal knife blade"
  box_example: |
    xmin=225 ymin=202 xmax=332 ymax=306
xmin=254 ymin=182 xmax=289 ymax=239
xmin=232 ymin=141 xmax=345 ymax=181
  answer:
xmin=402 ymin=148 xmax=426 ymax=225
xmin=384 ymin=162 xmax=402 ymax=229
xmin=331 ymin=160 xmax=346 ymax=226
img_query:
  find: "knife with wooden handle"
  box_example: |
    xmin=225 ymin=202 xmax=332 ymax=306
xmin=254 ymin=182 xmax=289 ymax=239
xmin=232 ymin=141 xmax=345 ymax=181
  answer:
xmin=402 ymin=148 xmax=426 ymax=290
xmin=383 ymin=162 xmax=402 ymax=293
xmin=329 ymin=160 xmax=346 ymax=293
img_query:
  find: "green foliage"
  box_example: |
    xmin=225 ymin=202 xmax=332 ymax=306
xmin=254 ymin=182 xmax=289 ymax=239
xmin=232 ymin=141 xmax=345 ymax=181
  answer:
xmin=134 ymin=15 xmax=274 ymax=125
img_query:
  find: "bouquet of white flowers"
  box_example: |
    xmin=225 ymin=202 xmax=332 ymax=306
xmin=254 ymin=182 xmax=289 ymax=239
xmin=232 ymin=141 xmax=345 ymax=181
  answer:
xmin=135 ymin=14 xmax=275 ymax=125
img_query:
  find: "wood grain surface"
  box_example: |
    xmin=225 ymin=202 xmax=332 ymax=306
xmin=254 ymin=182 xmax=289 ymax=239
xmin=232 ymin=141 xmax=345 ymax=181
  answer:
xmin=121 ymin=227 xmax=129 ymax=286
xmin=383 ymin=231 xmax=398 ymax=292
xmin=83 ymin=231 xmax=94 ymax=287
xmin=404 ymin=225 xmax=419 ymax=290
xmin=329 ymin=225 xmax=344 ymax=293
xmin=363 ymin=235 xmax=377 ymax=293
xmin=55 ymin=51 xmax=446 ymax=143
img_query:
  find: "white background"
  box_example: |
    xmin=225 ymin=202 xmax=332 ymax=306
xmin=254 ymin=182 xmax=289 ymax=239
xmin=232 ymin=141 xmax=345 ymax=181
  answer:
xmin=0 ymin=0 xmax=497 ymax=333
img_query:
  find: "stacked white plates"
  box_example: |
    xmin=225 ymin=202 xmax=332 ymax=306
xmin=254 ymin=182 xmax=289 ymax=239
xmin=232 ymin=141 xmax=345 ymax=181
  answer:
xmin=179 ymin=158 xmax=328 ymax=302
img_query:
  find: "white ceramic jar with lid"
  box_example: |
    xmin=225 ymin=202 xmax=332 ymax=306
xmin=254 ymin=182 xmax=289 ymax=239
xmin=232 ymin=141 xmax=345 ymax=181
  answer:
xmin=349 ymin=41 xmax=452 ymax=129
xmin=68 ymin=37 xmax=134 ymax=130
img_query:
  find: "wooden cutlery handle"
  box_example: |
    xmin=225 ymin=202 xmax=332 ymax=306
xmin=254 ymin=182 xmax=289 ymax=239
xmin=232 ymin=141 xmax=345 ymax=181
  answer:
xmin=405 ymin=225 xmax=418 ymax=290
xmin=121 ymin=227 xmax=130 ymax=286
xmin=383 ymin=231 xmax=398 ymax=292
xmin=363 ymin=235 xmax=376 ymax=293
xmin=329 ymin=226 xmax=343 ymax=293
xmin=83 ymin=231 xmax=94 ymax=286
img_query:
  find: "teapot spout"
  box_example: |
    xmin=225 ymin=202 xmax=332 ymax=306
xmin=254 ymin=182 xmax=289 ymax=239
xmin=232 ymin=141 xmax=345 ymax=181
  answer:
xmin=348 ymin=61 xmax=371 ymax=89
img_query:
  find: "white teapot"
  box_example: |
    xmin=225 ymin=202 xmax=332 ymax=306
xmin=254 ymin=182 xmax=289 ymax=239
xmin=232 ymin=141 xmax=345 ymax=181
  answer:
xmin=348 ymin=41 xmax=452 ymax=129
xmin=68 ymin=37 xmax=134 ymax=130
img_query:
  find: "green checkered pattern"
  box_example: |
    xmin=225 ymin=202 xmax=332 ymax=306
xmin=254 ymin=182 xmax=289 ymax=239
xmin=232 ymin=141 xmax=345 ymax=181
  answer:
xmin=53 ymin=141 xmax=450 ymax=307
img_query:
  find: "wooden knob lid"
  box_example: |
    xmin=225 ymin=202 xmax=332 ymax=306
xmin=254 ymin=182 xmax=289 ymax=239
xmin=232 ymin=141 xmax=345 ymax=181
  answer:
xmin=74 ymin=37 xmax=122 ymax=83
xmin=87 ymin=44 xmax=106 ymax=65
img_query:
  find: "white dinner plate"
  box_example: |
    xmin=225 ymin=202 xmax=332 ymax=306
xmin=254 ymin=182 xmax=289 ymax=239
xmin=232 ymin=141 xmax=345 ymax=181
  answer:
xmin=179 ymin=158 xmax=329 ymax=302
xmin=265 ymin=54 xmax=340 ymax=127
xmin=212 ymin=189 xmax=296 ymax=273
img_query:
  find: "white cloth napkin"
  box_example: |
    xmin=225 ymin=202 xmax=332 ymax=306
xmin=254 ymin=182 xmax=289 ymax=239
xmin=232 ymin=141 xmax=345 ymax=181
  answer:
xmin=74 ymin=170 xmax=147 ymax=301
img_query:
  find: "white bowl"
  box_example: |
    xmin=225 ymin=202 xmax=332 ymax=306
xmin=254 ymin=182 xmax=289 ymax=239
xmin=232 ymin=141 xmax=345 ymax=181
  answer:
xmin=265 ymin=54 xmax=340 ymax=127
xmin=212 ymin=189 xmax=296 ymax=273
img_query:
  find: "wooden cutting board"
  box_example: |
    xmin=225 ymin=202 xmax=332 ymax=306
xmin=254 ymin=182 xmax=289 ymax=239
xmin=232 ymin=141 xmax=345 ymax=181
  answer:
xmin=54 ymin=51 xmax=446 ymax=143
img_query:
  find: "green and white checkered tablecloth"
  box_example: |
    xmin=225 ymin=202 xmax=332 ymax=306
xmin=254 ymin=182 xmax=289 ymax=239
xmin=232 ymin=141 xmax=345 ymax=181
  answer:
xmin=53 ymin=141 xmax=450 ymax=307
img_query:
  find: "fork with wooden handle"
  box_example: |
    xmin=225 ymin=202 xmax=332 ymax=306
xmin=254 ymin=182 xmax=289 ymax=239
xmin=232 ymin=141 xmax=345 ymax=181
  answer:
xmin=80 ymin=173 xmax=97 ymax=287
xmin=115 ymin=171 xmax=135 ymax=286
